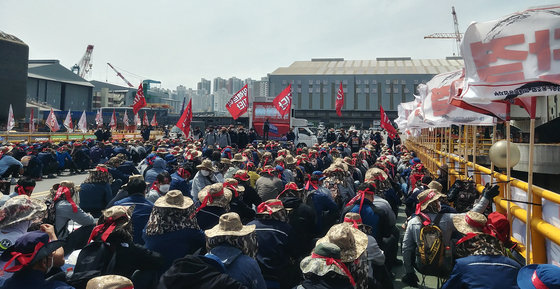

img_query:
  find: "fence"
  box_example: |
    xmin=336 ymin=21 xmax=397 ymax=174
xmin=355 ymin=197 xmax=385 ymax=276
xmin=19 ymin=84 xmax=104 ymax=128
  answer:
xmin=0 ymin=131 xmax=164 ymax=143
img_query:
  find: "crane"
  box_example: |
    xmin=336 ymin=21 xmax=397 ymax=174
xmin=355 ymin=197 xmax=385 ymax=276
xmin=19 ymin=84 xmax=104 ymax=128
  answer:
xmin=424 ymin=6 xmax=463 ymax=56
xmin=71 ymin=45 xmax=94 ymax=79
xmin=107 ymin=63 xmax=134 ymax=87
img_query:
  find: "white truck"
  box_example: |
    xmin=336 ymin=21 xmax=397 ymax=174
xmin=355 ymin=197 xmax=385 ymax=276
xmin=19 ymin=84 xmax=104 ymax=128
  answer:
xmin=292 ymin=118 xmax=318 ymax=147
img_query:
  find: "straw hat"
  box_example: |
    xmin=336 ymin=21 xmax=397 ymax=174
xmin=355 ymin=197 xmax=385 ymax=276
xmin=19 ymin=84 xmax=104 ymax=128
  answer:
xmin=197 ymin=183 xmax=233 ymax=208
xmin=428 ymin=181 xmax=443 ymax=193
xmin=300 ymin=242 xmax=347 ymax=277
xmin=101 ymin=206 xmax=132 ymax=224
xmin=416 ymin=189 xmax=445 ymax=212
xmin=316 ymin=223 xmax=368 ymax=262
xmin=205 ymin=212 xmax=256 ymax=238
xmin=196 ymin=159 xmax=217 ymax=172
xmin=285 ymin=155 xmax=296 ymax=165
xmin=256 ymin=199 xmax=285 ymax=215
xmin=453 ymin=211 xmax=488 ymax=235
xmin=154 ymin=190 xmax=194 ymax=210
xmin=223 ymin=178 xmax=245 ymax=193
xmin=233 ymin=169 xmax=250 ymax=181
xmin=221 ymin=158 xmax=232 ymax=165
xmin=0 ymin=195 xmax=46 ymax=229
xmin=232 ymin=153 xmax=247 ymax=163
xmin=86 ymin=275 xmax=133 ymax=289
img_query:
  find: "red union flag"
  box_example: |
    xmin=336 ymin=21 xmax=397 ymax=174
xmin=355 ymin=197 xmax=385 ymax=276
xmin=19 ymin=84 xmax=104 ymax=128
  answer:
xmin=143 ymin=111 xmax=149 ymax=126
xmin=46 ymin=108 xmax=60 ymax=132
xmin=176 ymin=99 xmax=192 ymax=137
xmin=63 ymin=110 xmax=73 ymax=132
xmin=123 ymin=110 xmax=130 ymax=127
xmin=95 ymin=109 xmax=103 ymax=127
xmin=29 ymin=108 xmax=35 ymax=133
xmin=335 ymin=82 xmax=344 ymax=117
xmin=78 ymin=110 xmax=87 ymax=133
xmin=109 ymin=109 xmax=117 ymax=130
xmin=150 ymin=113 xmax=158 ymax=127
xmin=134 ymin=113 xmax=141 ymax=126
xmin=226 ymin=84 xmax=249 ymax=120
xmin=273 ymin=84 xmax=292 ymax=117
xmin=7 ymin=104 xmax=15 ymax=131
xmin=380 ymin=105 xmax=397 ymax=139
xmin=132 ymin=83 xmax=147 ymax=114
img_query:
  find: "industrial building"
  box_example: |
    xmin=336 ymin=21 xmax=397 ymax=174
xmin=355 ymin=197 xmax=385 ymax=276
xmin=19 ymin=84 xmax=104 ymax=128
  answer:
xmin=0 ymin=30 xmax=28 ymax=122
xmin=268 ymin=57 xmax=464 ymax=128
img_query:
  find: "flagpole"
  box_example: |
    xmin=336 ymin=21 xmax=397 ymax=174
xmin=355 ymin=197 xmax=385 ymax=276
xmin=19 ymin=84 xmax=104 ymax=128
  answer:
xmin=472 ymin=125 xmax=478 ymax=184
xmin=490 ymin=124 xmax=496 ymax=183
xmin=526 ymin=97 xmax=538 ymax=264
xmin=506 ymin=103 xmax=512 ymax=224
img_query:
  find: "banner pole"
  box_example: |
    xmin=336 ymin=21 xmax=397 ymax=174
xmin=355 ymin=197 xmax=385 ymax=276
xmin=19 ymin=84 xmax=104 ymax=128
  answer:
xmin=472 ymin=125 xmax=477 ymax=182
xmin=526 ymin=116 xmax=535 ymax=264
xmin=506 ymin=106 xmax=512 ymax=224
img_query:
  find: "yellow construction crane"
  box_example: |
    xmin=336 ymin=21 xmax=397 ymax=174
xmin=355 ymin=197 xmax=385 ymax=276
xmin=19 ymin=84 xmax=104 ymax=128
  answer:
xmin=424 ymin=6 xmax=463 ymax=56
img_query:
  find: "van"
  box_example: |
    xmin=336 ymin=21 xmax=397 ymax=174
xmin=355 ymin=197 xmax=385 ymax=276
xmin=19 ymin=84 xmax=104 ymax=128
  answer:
xmin=294 ymin=126 xmax=318 ymax=147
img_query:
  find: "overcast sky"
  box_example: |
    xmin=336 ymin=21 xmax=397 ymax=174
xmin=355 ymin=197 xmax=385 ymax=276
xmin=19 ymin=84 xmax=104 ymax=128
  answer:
xmin=2 ymin=0 xmax=556 ymax=91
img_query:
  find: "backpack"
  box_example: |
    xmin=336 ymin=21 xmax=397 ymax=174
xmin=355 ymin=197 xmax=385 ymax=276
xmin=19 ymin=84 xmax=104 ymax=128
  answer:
xmin=415 ymin=213 xmax=452 ymax=278
xmin=448 ymin=180 xmax=478 ymax=213
xmin=67 ymin=241 xmax=117 ymax=289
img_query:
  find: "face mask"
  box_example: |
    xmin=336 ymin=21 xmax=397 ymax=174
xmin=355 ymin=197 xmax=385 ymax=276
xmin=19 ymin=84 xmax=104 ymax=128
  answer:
xmin=159 ymin=184 xmax=170 ymax=193
xmin=47 ymin=256 xmax=54 ymax=272
xmin=201 ymin=170 xmax=210 ymax=177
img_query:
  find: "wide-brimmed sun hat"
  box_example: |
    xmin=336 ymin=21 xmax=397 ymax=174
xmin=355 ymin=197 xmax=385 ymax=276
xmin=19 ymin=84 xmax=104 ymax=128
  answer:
xmin=196 ymin=159 xmax=217 ymax=172
xmin=316 ymin=223 xmax=368 ymax=262
xmin=416 ymin=189 xmax=445 ymax=212
xmin=154 ymin=190 xmax=194 ymax=210
xmin=223 ymin=178 xmax=245 ymax=197
xmin=205 ymin=212 xmax=256 ymax=238
xmin=257 ymin=199 xmax=285 ymax=215
xmin=88 ymin=206 xmax=133 ymax=243
xmin=453 ymin=211 xmax=488 ymax=235
xmin=427 ymin=180 xmax=443 ymax=193
xmin=231 ymin=153 xmax=248 ymax=163
xmin=197 ymin=183 xmax=233 ymax=208
xmin=86 ymin=275 xmax=134 ymax=289
xmin=0 ymin=195 xmax=46 ymax=229
xmin=233 ymin=169 xmax=250 ymax=181
xmin=300 ymin=242 xmax=355 ymax=286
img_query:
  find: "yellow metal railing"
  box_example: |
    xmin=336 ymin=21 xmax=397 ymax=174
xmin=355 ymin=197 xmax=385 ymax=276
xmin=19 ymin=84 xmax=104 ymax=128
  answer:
xmin=0 ymin=131 xmax=164 ymax=143
xmin=407 ymin=138 xmax=560 ymax=265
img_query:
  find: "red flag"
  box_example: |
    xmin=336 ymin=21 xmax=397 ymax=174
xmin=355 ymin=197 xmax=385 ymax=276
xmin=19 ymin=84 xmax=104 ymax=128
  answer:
xmin=123 ymin=110 xmax=130 ymax=127
xmin=150 ymin=113 xmax=158 ymax=127
xmin=46 ymin=108 xmax=60 ymax=132
xmin=226 ymin=84 xmax=249 ymax=120
xmin=273 ymin=84 xmax=292 ymax=117
xmin=63 ymin=110 xmax=73 ymax=132
xmin=380 ymin=106 xmax=397 ymax=139
xmin=335 ymin=82 xmax=344 ymax=117
xmin=176 ymin=99 xmax=192 ymax=137
xmin=95 ymin=109 xmax=103 ymax=128
xmin=132 ymin=83 xmax=147 ymax=114
xmin=143 ymin=111 xmax=149 ymax=126
xmin=7 ymin=104 xmax=14 ymax=131
xmin=134 ymin=113 xmax=141 ymax=126
xmin=29 ymin=108 xmax=35 ymax=133
xmin=109 ymin=109 xmax=117 ymax=130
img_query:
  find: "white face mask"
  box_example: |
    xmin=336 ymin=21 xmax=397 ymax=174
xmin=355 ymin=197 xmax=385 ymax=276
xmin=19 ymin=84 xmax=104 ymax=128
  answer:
xmin=436 ymin=170 xmax=441 ymax=175
xmin=201 ymin=170 xmax=210 ymax=177
xmin=159 ymin=184 xmax=170 ymax=193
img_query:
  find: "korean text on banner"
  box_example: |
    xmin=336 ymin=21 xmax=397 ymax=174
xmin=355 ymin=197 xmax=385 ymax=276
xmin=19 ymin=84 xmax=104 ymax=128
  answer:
xmin=226 ymin=84 xmax=249 ymax=120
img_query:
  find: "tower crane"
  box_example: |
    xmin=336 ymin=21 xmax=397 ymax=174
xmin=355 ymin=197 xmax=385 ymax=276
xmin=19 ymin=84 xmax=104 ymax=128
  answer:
xmin=107 ymin=63 xmax=134 ymax=87
xmin=71 ymin=45 xmax=94 ymax=79
xmin=424 ymin=6 xmax=463 ymax=56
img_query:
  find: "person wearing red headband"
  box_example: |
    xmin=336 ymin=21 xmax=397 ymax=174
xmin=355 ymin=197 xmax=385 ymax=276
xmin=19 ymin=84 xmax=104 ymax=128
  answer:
xmin=53 ymin=181 xmax=95 ymax=240
xmin=401 ymin=185 xmax=500 ymax=287
xmin=255 ymin=165 xmax=283 ymax=202
xmin=305 ymin=172 xmax=339 ymax=237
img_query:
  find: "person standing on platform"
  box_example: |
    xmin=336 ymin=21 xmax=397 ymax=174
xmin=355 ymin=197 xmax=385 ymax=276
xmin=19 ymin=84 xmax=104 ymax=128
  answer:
xmin=263 ymin=119 xmax=270 ymax=142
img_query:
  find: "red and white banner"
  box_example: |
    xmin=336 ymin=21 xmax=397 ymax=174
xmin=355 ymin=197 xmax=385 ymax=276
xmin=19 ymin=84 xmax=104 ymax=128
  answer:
xmin=273 ymin=84 xmax=292 ymax=117
xmin=420 ymin=70 xmax=495 ymax=126
xmin=63 ymin=110 xmax=73 ymax=132
xmin=335 ymin=82 xmax=344 ymax=117
xmin=46 ymin=108 xmax=60 ymax=132
xmin=252 ymin=102 xmax=290 ymax=139
xmin=226 ymin=84 xmax=249 ymax=120
xmin=133 ymin=83 xmax=147 ymax=114
xmin=380 ymin=105 xmax=398 ymax=139
xmin=110 ymin=109 xmax=117 ymax=130
xmin=95 ymin=109 xmax=103 ymax=127
xmin=150 ymin=113 xmax=158 ymax=127
xmin=459 ymin=5 xmax=560 ymax=104
xmin=7 ymin=104 xmax=14 ymax=131
xmin=143 ymin=111 xmax=149 ymax=126
xmin=134 ymin=113 xmax=141 ymax=126
xmin=123 ymin=110 xmax=130 ymax=127
xmin=29 ymin=108 xmax=35 ymax=133
xmin=176 ymin=98 xmax=192 ymax=138
xmin=78 ymin=110 xmax=87 ymax=133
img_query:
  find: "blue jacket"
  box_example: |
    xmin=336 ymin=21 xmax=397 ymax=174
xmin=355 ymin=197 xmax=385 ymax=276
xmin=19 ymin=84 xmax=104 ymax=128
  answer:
xmin=308 ymin=189 xmax=339 ymax=235
xmin=170 ymin=172 xmax=191 ymax=198
xmin=196 ymin=206 xmax=226 ymax=231
xmin=79 ymin=182 xmax=113 ymax=217
xmin=348 ymin=198 xmax=392 ymax=240
xmin=145 ymin=158 xmax=166 ymax=187
xmin=442 ymin=255 xmax=521 ymax=289
xmin=55 ymin=151 xmax=72 ymax=169
xmin=143 ymin=227 xmax=206 ymax=272
xmin=114 ymin=194 xmax=154 ymax=245
xmin=1 ymin=269 xmax=74 ymax=289
xmin=247 ymin=218 xmax=295 ymax=279
xmin=208 ymin=245 xmax=266 ymax=289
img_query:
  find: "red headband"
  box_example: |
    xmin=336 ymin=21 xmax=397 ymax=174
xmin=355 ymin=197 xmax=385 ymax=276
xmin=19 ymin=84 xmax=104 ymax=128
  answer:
xmin=15 ymin=185 xmax=34 ymax=196
xmin=257 ymin=200 xmax=283 ymax=214
xmin=54 ymin=186 xmax=78 ymax=213
xmin=345 ymin=187 xmax=375 ymax=213
xmin=96 ymin=166 xmax=108 ymax=173
xmin=191 ymin=189 xmax=224 ymax=218
xmin=278 ymin=183 xmax=299 ymax=198
xmin=88 ymin=215 xmax=128 ymax=243
xmin=344 ymin=217 xmax=363 ymax=229
xmin=223 ymin=183 xmax=239 ymax=198
xmin=3 ymin=242 xmax=45 ymax=272
xmin=310 ymin=253 xmax=355 ymax=286
xmin=532 ymin=270 xmax=550 ymax=289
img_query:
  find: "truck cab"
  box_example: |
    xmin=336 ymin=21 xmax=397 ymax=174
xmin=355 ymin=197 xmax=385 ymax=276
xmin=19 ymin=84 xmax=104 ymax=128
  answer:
xmin=294 ymin=126 xmax=318 ymax=147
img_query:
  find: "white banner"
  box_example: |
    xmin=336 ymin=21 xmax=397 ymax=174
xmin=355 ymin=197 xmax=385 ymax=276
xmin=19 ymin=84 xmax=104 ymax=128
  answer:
xmin=460 ymin=5 xmax=560 ymax=103
xmin=542 ymin=198 xmax=560 ymax=265
xmin=421 ymin=70 xmax=495 ymax=126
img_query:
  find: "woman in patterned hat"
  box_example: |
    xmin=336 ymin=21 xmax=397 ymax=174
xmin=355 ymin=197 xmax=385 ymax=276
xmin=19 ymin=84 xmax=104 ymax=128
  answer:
xmin=297 ymin=242 xmax=354 ymax=289
xmin=143 ymin=190 xmax=205 ymax=272
xmin=195 ymin=183 xmax=233 ymax=230
xmin=205 ymin=212 xmax=266 ymax=289
xmin=191 ymin=160 xmax=219 ymax=204
xmin=79 ymin=165 xmax=113 ymax=218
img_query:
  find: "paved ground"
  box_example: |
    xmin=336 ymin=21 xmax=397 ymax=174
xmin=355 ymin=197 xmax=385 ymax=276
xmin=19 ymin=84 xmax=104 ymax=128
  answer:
xmin=31 ymin=172 xmax=88 ymax=200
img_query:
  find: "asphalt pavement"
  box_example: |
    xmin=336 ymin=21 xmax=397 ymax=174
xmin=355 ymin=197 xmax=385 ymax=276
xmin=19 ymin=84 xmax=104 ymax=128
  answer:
xmin=31 ymin=172 xmax=88 ymax=200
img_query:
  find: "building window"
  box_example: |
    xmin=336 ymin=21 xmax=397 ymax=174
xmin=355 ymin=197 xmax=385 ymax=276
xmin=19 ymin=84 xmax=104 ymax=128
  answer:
xmin=309 ymin=80 xmax=313 ymax=85
xmin=323 ymin=80 xmax=328 ymax=84
xmin=315 ymin=80 xmax=320 ymax=84
xmin=315 ymin=87 xmax=320 ymax=93
xmin=385 ymin=80 xmax=390 ymax=85
xmin=364 ymin=88 xmax=369 ymax=93
xmin=393 ymin=79 xmax=399 ymax=84
xmin=404 ymin=88 xmax=410 ymax=93
xmin=297 ymin=87 xmax=302 ymax=93
xmin=282 ymin=80 xmax=287 ymax=85
xmin=394 ymin=87 xmax=399 ymax=93
xmin=356 ymin=79 xmax=361 ymax=84
xmin=356 ymin=88 xmax=361 ymax=93
xmin=308 ymin=88 xmax=313 ymax=93
xmin=364 ymin=80 xmax=369 ymax=85
xmin=297 ymin=80 xmax=301 ymax=85
xmin=309 ymin=93 xmax=313 ymax=109
xmin=343 ymin=80 xmax=348 ymax=85
xmin=385 ymin=88 xmax=391 ymax=93
xmin=322 ymin=87 xmax=328 ymax=93
xmin=414 ymin=80 xmax=419 ymax=84
xmin=401 ymin=80 xmax=406 ymax=84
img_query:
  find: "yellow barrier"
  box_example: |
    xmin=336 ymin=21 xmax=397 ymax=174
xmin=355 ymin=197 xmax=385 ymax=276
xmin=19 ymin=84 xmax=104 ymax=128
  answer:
xmin=407 ymin=139 xmax=560 ymax=264
xmin=0 ymin=131 xmax=164 ymax=143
